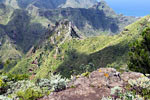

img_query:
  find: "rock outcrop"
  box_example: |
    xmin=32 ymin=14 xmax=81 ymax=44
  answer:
xmin=39 ymin=68 xmax=143 ymax=100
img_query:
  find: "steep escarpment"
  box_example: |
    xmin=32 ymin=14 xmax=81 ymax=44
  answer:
xmin=0 ymin=0 xmax=137 ymax=56
xmin=0 ymin=4 xmax=22 ymax=68
xmin=37 ymin=7 xmax=136 ymax=36
xmin=0 ymin=0 xmax=138 ymax=75
xmin=0 ymin=1 xmax=150 ymax=100
xmin=0 ymin=0 xmax=97 ymax=9
xmin=9 ymin=20 xmax=81 ymax=75
xmin=62 ymin=0 xmax=97 ymax=8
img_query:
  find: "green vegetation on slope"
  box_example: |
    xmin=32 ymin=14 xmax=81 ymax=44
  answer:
xmin=128 ymin=27 xmax=150 ymax=74
xmin=0 ymin=3 xmax=14 ymax=25
xmin=39 ymin=6 xmax=136 ymax=36
xmin=1 ymin=0 xmax=97 ymax=9
xmin=0 ymin=0 xmax=137 ymax=62
xmin=9 ymin=16 xmax=150 ymax=78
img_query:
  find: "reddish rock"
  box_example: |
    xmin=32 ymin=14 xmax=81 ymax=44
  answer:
xmin=39 ymin=68 xmax=143 ymax=100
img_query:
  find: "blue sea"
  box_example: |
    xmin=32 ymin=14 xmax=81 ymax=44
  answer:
xmin=103 ymin=0 xmax=150 ymax=16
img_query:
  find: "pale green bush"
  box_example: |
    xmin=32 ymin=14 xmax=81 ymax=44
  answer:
xmin=6 ymin=80 xmax=38 ymax=98
xmin=128 ymin=76 xmax=150 ymax=99
xmin=0 ymin=95 xmax=12 ymax=100
xmin=128 ymin=77 xmax=150 ymax=89
xmin=38 ymin=78 xmax=51 ymax=89
xmin=0 ymin=73 xmax=69 ymax=100
xmin=110 ymin=86 xmax=122 ymax=95
xmin=102 ymin=86 xmax=144 ymax=100
xmin=101 ymin=96 xmax=113 ymax=100
xmin=50 ymin=74 xmax=69 ymax=92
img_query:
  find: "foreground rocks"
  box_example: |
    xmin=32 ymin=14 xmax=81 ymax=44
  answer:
xmin=39 ymin=68 xmax=143 ymax=100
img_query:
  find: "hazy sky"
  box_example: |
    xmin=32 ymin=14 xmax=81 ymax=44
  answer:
xmin=101 ymin=0 xmax=150 ymax=16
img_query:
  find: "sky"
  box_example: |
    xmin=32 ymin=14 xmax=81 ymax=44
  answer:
xmin=101 ymin=0 xmax=150 ymax=16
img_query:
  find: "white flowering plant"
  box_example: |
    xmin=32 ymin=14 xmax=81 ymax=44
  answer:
xmin=128 ymin=76 xmax=150 ymax=99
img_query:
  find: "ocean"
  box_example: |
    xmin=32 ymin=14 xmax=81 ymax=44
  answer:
xmin=104 ymin=0 xmax=150 ymax=16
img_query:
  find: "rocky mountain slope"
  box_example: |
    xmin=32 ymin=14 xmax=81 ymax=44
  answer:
xmin=0 ymin=1 xmax=150 ymax=100
xmin=0 ymin=0 xmax=137 ymax=52
xmin=37 ymin=7 xmax=136 ymax=36
xmin=0 ymin=0 xmax=137 ymax=71
xmin=32 ymin=0 xmax=136 ymax=36
xmin=0 ymin=0 xmax=97 ymax=9
xmin=62 ymin=0 xmax=97 ymax=8
xmin=0 ymin=4 xmax=22 ymax=66
xmin=9 ymin=16 xmax=150 ymax=79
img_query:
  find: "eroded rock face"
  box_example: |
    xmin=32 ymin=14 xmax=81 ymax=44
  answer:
xmin=39 ymin=68 xmax=143 ymax=100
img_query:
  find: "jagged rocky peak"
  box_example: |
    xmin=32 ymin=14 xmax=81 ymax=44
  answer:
xmin=42 ymin=20 xmax=79 ymax=48
xmin=92 ymin=0 xmax=116 ymax=17
xmin=48 ymin=19 xmax=80 ymax=38
xmin=51 ymin=20 xmax=82 ymax=39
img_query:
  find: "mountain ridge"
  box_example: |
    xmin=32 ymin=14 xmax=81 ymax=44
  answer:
xmin=0 ymin=0 xmax=98 ymax=9
xmin=8 ymin=16 xmax=150 ymax=79
xmin=0 ymin=1 xmax=150 ymax=100
xmin=0 ymin=0 xmax=137 ymax=55
xmin=0 ymin=0 xmax=137 ymax=75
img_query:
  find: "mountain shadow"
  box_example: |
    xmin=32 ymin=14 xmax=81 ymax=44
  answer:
xmin=56 ymin=41 xmax=129 ymax=78
xmin=56 ymin=49 xmax=89 ymax=78
xmin=89 ymin=41 xmax=129 ymax=68
xmin=1 ymin=9 xmax=47 ymax=53
xmin=39 ymin=7 xmax=120 ymax=36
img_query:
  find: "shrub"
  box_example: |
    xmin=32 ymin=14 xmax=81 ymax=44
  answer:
xmin=6 ymin=80 xmax=36 ymax=97
xmin=36 ymin=78 xmax=51 ymax=95
xmin=37 ymin=78 xmax=51 ymax=89
xmin=50 ymin=74 xmax=69 ymax=92
xmin=128 ymin=28 xmax=150 ymax=74
xmin=128 ymin=77 xmax=150 ymax=99
xmin=101 ymin=96 xmax=113 ymax=100
xmin=102 ymin=86 xmax=144 ymax=100
xmin=81 ymin=72 xmax=90 ymax=77
xmin=3 ymin=59 xmax=17 ymax=72
xmin=6 ymin=73 xmax=29 ymax=82
xmin=0 ymin=76 xmax=8 ymax=94
xmin=78 ymin=63 xmax=95 ymax=74
xmin=0 ymin=78 xmax=3 ymax=87
xmin=36 ymin=74 xmax=69 ymax=92
xmin=0 ymin=95 xmax=12 ymax=100
xmin=0 ymin=73 xmax=69 ymax=99
xmin=3 ymin=79 xmax=51 ymax=100
xmin=0 ymin=73 xmax=29 ymax=95
xmin=17 ymin=88 xmax=44 ymax=100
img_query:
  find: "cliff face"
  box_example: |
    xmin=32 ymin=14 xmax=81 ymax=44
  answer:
xmin=9 ymin=16 xmax=150 ymax=78
xmin=0 ymin=0 xmax=97 ymax=9
xmin=0 ymin=0 xmax=137 ymax=55
xmin=40 ymin=68 xmax=144 ymax=100
xmin=62 ymin=0 xmax=97 ymax=8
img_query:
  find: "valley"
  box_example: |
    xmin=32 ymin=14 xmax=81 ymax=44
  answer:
xmin=0 ymin=0 xmax=150 ymax=100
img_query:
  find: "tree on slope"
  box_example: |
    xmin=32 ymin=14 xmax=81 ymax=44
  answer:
xmin=128 ymin=28 xmax=150 ymax=74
